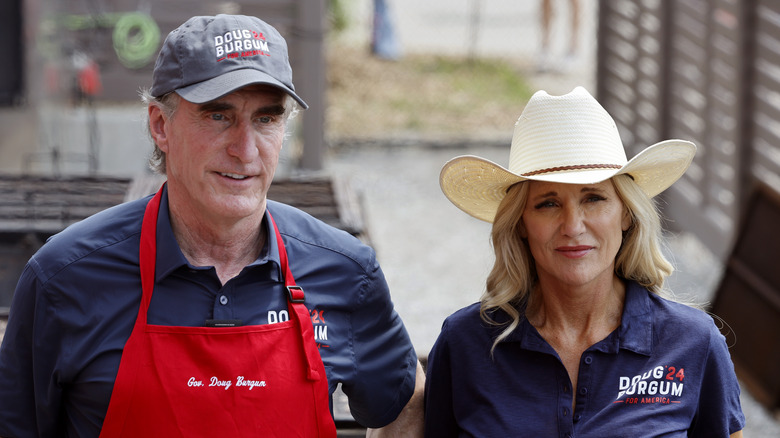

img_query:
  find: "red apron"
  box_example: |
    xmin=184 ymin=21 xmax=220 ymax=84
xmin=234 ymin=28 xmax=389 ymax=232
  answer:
xmin=99 ymin=186 xmax=337 ymax=437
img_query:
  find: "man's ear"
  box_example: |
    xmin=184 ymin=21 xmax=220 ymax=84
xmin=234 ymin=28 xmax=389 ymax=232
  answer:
xmin=148 ymin=104 xmax=170 ymax=152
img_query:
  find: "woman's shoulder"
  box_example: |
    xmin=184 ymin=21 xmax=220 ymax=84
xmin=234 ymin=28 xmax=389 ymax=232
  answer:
xmin=442 ymin=302 xmax=483 ymax=327
xmin=439 ymin=302 xmax=512 ymax=346
xmin=642 ymin=287 xmax=722 ymax=340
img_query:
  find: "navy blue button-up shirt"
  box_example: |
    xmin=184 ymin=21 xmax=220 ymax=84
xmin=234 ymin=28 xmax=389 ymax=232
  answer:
xmin=424 ymin=281 xmax=745 ymax=437
xmin=0 ymin=188 xmax=417 ymax=437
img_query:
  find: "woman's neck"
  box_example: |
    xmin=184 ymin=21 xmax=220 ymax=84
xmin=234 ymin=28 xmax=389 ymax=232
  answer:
xmin=527 ymin=275 xmax=626 ymax=337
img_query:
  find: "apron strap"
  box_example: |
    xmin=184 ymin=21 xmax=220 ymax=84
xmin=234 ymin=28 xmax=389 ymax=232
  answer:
xmin=138 ymin=184 xmax=165 ymax=326
xmin=268 ymin=212 xmax=323 ymax=382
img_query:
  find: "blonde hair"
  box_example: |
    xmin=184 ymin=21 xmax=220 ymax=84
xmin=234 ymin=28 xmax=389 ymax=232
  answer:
xmin=480 ymin=174 xmax=674 ymax=351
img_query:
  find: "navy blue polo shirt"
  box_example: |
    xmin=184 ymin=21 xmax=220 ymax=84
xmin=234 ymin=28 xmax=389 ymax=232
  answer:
xmin=0 ymin=188 xmax=417 ymax=437
xmin=424 ymin=281 xmax=745 ymax=437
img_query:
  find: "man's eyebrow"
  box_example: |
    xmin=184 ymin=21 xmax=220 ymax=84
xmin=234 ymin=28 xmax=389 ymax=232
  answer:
xmin=196 ymin=102 xmax=286 ymax=116
xmin=197 ymin=101 xmax=233 ymax=113
xmin=256 ymin=104 xmax=286 ymax=116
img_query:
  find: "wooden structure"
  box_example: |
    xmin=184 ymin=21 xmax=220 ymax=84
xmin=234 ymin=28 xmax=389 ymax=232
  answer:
xmin=597 ymin=0 xmax=780 ymax=413
xmin=711 ymin=183 xmax=780 ymax=413
xmin=0 ymin=175 xmax=130 ymax=311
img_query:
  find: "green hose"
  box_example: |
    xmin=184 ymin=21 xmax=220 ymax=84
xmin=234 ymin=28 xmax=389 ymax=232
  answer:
xmin=58 ymin=12 xmax=160 ymax=69
xmin=112 ymin=12 xmax=160 ymax=69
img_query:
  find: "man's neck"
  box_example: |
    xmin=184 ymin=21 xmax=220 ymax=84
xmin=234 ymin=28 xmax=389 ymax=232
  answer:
xmin=168 ymin=201 xmax=267 ymax=285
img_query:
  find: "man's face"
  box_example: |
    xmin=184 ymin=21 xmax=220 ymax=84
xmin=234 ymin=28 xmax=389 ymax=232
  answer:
xmin=150 ymin=84 xmax=287 ymax=225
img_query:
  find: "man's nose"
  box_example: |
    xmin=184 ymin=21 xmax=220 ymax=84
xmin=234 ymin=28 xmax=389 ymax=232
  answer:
xmin=226 ymin=121 xmax=260 ymax=162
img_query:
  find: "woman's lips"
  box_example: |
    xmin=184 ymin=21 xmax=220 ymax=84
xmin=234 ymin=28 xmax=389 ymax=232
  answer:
xmin=556 ymin=245 xmax=593 ymax=258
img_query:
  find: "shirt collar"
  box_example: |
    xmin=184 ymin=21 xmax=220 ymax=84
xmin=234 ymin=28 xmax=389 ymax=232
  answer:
xmin=503 ymin=280 xmax=654 ymax=356
xmin=153 ymin=187 xmax=282 ymax=283
xmin=614 ymin=280 xmax=653 ymax=355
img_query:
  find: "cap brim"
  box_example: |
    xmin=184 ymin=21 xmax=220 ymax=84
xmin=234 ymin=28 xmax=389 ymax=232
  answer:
xmin=440 ymin=140 xmax=696 ymax=223
xmin=175 ymin=68 xmax=308 ymax=109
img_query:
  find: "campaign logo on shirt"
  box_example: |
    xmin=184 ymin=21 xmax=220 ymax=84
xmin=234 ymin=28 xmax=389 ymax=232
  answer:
xmin=613 ymin=365 xmax=685 ymax=406
xmin=267 ymin=307 xmax=330 ymax=349
xmin=310 ymin=308 xmax=330 ymax=349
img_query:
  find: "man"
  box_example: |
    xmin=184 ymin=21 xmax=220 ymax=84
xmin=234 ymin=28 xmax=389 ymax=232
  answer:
xmin=0 ymin=14 xmax=423 ymax=436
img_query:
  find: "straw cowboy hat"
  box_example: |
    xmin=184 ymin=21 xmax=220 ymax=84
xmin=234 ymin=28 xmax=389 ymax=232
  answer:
xmin=439 ymin=86 xmax=697 ymax=223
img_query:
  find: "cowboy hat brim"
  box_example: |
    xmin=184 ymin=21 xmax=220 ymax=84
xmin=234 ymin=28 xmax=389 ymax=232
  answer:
xmin=440 ymin=139 xmax=696 ymax=223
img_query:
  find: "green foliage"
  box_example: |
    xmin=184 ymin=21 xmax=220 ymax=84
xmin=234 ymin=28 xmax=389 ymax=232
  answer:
xmin=328 ymin=0 xmax=349 ymax=34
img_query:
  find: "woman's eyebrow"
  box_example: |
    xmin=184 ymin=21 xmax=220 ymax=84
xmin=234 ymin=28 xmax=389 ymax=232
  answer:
xmin=531 ymin=186 xmax=606 ymax=200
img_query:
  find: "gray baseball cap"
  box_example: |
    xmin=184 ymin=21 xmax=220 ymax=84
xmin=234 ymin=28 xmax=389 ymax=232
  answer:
xmin=150 ymin=14 xmax=307 ymax=108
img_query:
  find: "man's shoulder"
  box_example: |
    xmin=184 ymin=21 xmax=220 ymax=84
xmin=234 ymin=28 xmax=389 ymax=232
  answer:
xmin=30 ymin=196 xmax=148 ymax=281
xmin=267 ymin=200 xmax=375 ymax=266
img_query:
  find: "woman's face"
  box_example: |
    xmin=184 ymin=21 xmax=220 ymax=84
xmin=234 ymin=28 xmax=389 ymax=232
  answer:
xmin=521 ymin=180 xmax=631 ymax=291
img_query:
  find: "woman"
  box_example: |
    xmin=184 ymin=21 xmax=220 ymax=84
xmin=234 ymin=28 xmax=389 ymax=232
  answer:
xmin=425 ymin=87 xmax=745 ymax=437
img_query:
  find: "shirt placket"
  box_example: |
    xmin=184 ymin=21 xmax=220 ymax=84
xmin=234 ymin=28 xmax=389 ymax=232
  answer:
xmin=558 ymin=370 xmax=575 ymax=438
xmin=574 ymin=353 xmax=594 ymax=426
xmin=213 ymin=281 xmax=235 ymax=320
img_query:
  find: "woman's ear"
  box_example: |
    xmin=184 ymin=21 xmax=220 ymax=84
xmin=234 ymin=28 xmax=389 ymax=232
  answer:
xmin=148 ymin=104 xmax=170 ymax=153
xmin=519 ymin=218 xmax=528 ymax=238
xmin=622 ymin=207 xmax=632 ymax=232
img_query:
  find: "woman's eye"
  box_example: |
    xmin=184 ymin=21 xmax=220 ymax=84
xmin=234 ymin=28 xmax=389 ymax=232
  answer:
xmin=534 ymin=200 xmax=557 ymax=209
xmin=586 ymin=195 xmax=606 ymax=203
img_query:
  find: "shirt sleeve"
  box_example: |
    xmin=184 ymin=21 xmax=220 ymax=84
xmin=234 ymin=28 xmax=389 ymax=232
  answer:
xmin=424 ymin=318 xmax=460 ymax=437
xmin=341 ymin=257 xmax=417 ymax=428
xmin=689 ymin=322 xmax=746 ymax=436
xmin=0 ymin=264 xmax=62 ymax=437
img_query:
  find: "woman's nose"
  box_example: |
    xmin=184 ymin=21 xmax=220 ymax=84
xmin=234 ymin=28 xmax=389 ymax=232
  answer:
xmin=561 ymin=205 xmax=586 ymax=237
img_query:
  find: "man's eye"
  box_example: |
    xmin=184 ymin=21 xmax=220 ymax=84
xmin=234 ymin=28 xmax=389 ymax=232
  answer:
xmin=257 ymin=115 xmax=273 ymax=124
xmin=210 ymin=113 xmax=225 ymax=121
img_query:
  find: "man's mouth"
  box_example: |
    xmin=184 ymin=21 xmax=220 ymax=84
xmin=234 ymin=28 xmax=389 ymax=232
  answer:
xmin=219 ymin=172 xmax=249 ymax=180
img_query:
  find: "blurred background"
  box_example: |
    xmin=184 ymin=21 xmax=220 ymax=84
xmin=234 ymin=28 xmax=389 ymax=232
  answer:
xmin=0 ymin=0 xmax=779 ymax=435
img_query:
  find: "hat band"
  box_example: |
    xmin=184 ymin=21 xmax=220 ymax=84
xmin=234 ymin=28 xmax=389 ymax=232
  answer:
xmin=521 ymin=163 xmax=623 ymax=177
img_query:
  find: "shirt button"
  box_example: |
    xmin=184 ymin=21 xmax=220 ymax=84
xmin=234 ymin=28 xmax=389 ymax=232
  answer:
xmin=584 ymin=355 xmax=593 ymax=364
xmin=219 ymin=295 xmax=228 ymax=305
xmin=580 ymin=387 xmax=588 ymax=395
